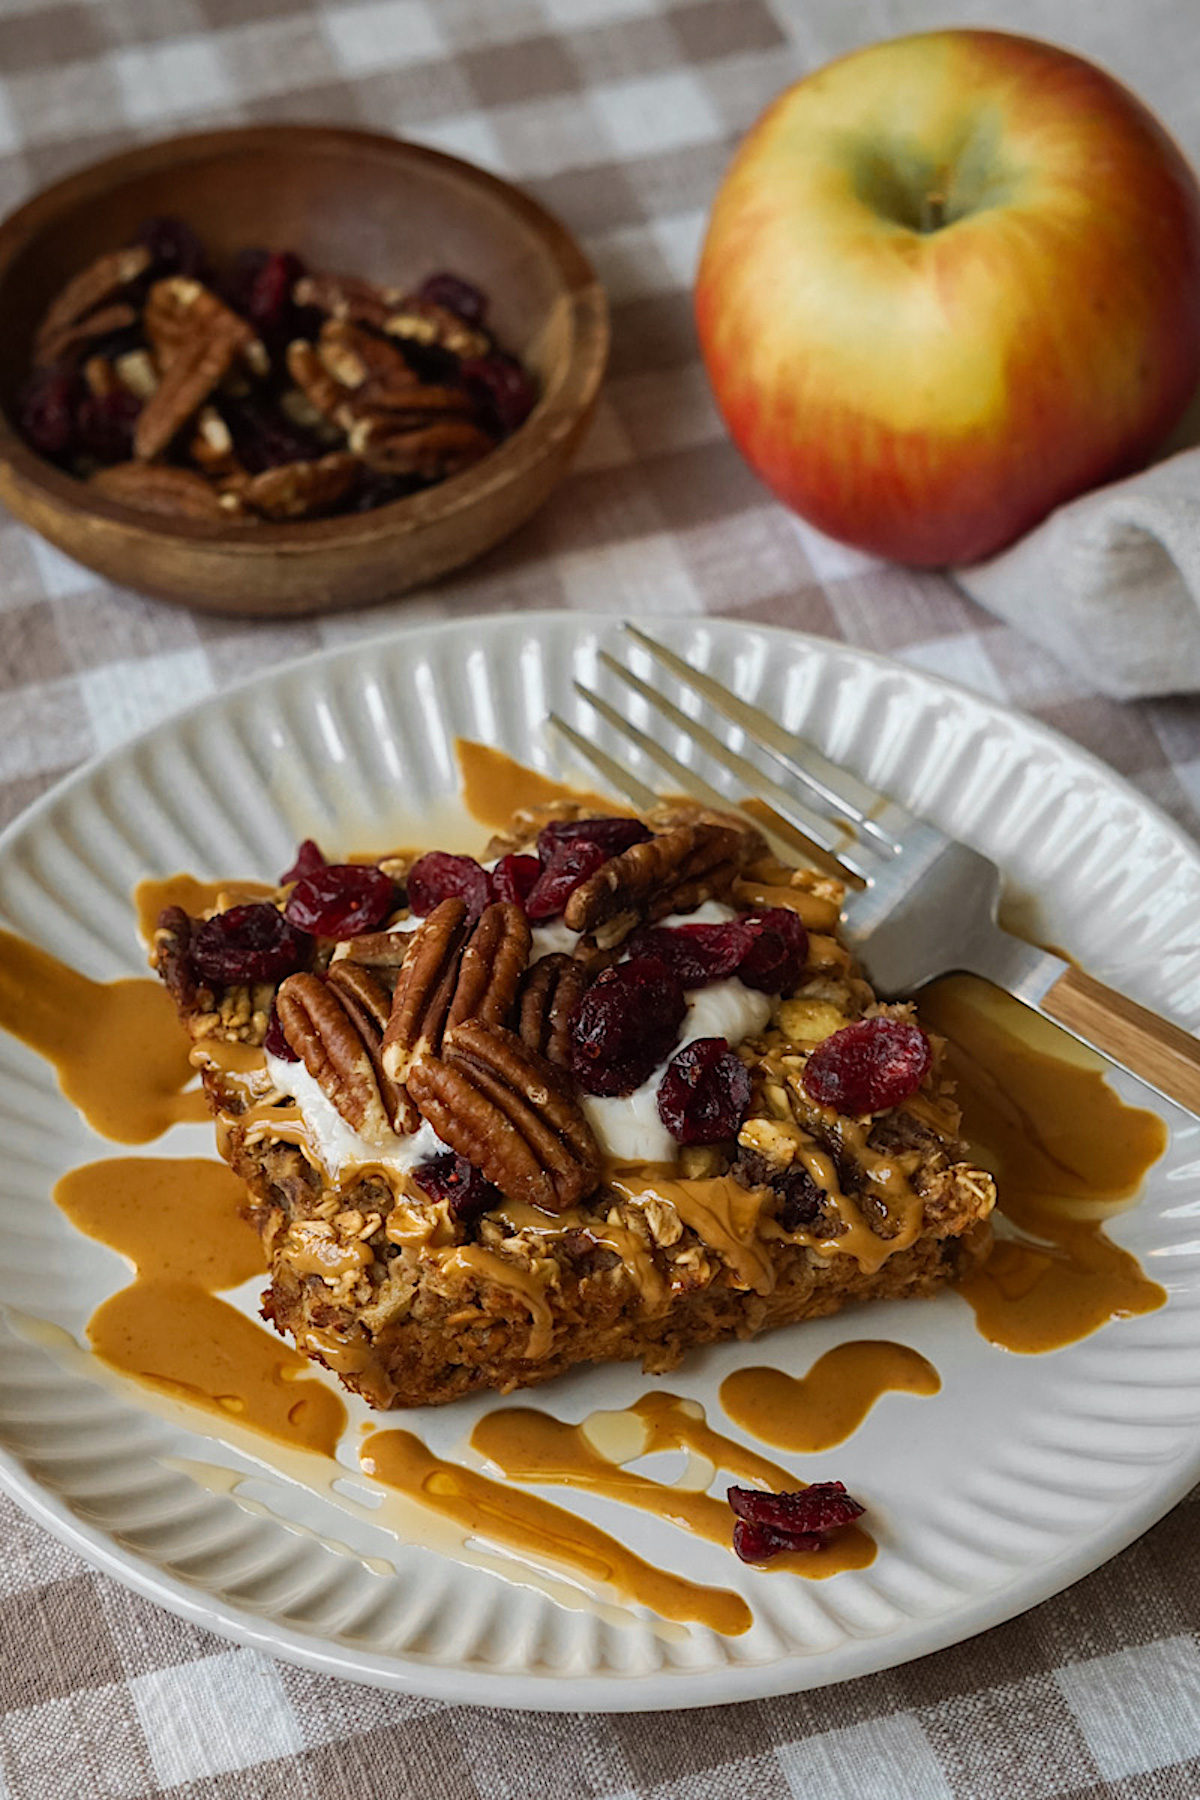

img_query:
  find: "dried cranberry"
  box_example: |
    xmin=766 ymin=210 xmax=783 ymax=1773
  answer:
xmin=628 ymin=920 xmax=753 ymax=989
xmin=736 ymin=909 xmax=809 ymax=993
xmin=217 ymin=246 xmax=270 ymax=317
xmin=344 ymin=468 xmax=425 ymax=512
xmin=16 ymin=365 xmax=81 ymax=459
xmin=134 ymin=216 xmax=206 ymax=278
xmin=411 ymin=1152 xmax=500 ymax=1223
xmin=264 ymin=1005 xmax=299 ymax=1063
xmin=190 ymin=902 xmax=311 ymax=984
xmin=406 ymin=852 xmax=492 ymax=920
xmin=246 ymin=249 xmax=306 ymax=333
xmin=802 ymin=1017 xmax=932 ymax=1114
xmin=568 ymin=956 xmax=686 ymax=1096
xmin=727 ymin=1482 xmax=864 ymax=1562
xmin=284 ymin=864 xmax=394 ymax=938
xmin=657 ymin=1037 xmax=750 ymax=1144
xmin=280 ymin=838 xmax=326 ymax=885
xmin=461 ymin=352 xmax=537 ymax=435
xmin=490 ymin=852 xmax=540 ymax=908
xmin=416 ymin=271 xmax=488 ymax=326
xmin=220 ymin=395 xmax=322 ymax=473
xmin=524 ymin=838 xmax=609 ymax=922
xmin=535 ymin=817 xmax=652 ymax=863
xmin=778 ymin=1165 xmax=824 ymax=1232
xmin=76 ymin=388 xmax=140 ymax=463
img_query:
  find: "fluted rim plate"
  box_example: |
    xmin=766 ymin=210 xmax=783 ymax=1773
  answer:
xmin=0 ymin=612 xmax=1197 ymax=1710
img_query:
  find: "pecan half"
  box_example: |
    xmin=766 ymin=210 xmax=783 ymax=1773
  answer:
xmin=381 ymin=899 xmax=529 ymax=1080
xmin=446 ymin=901 xmax=531 ymax=1033
xmin=317 ymin=318 xmax=420 ymax=408
xmin=136 ymin=279 xmax=258 ymax=459
xmin=293 ymin=271 xmax=396 ymax=329
xmin=34 ymin=246 xmax=151 ymax=363
xmin=36 ymin=301 xmax=138 ymax=369
xmin=384 ymin=298 xmax=489 ymax=359
xmin=407 ymin=1021 xmax=601 ymax=1214
xmin=348 ymin=415 xmax=493 ymax=478
xmin=518 ymin=953 xmax=588 ymax=1068
xmin=326 ymin=960 xmax=417 ymax=1133
xmin=381 ymin=898 xmax=472 ymax=1081
xmin=224 ymin=451 xmax=360 ymax=520
xmin=563 ymin=823 xmax=743 ymax=942
xmin=89 ymin=461 xmax=233 ymax=520
xmin=276 ymin=971 xmax=391 ymax=1140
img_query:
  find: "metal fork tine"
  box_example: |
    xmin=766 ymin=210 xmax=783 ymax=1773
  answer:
xmin=569 ymin=679 xmax=853 ymax=872
xmin=594 ymin=649 xmax=874 ymax=877
xmin=546 ymin=712 xmax=662 ymax=813
xmin=623 ymin=624 xmax=905 ymax=850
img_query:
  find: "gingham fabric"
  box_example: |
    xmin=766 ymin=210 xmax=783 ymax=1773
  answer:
xmin=1 ymin=1 xmax=1198 ymax=1796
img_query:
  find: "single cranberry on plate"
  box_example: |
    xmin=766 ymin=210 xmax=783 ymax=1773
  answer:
xmin=411 ymin=1151 xmax=501 ymax=1223
xmin=189 ymin=902 xmax=312 ymax=984
xmin=657 ymin=1036 xmax=751 ymax=1144
xmin=284 ymin=864 xmax=395 ymax=938
xmin=245 ymin=249 xmax=307 ymax=334
xmin=727 ymin=1482 xmax=865 ymax=1562
xmin=802 ymin=1016 xmax=931 ymax=1114
xmin=406 ymin=851 xmax=492 ymax=920
xmin=568 ymin=956 xmax=687 ymax=1096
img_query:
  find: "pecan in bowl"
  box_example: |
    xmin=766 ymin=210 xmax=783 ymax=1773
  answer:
xmin=0 ymin=126 xmax=608 ymax=615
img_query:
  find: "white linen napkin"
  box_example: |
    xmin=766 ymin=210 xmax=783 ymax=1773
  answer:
xmin=955 ymin=440 xmax=1200 ymax=700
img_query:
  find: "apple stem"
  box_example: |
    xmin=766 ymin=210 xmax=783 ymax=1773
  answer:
xmin=920 ymin=188 xmax=946 ymax=233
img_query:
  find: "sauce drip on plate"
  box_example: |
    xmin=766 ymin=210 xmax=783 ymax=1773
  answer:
xmin=922 ymin=975 xmax=1167 ymax=1351
xmin=721 ymin=1342 xmax=940 ymax=1453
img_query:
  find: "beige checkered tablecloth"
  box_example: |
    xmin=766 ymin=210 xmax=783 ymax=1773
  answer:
xmin=2 ymin=0 xmax=1200 ymax=1795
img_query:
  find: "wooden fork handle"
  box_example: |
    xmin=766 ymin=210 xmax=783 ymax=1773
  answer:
xmin=1041 ymin=964 xmax=1200 ymax=1115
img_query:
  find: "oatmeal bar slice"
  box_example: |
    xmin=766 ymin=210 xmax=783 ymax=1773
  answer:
xmin=153 ymin=804 xmax=995 ymax=1408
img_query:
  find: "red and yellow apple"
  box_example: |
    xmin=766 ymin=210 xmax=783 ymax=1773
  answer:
xmin=695 ymin=30 xmax=1200 ymax=566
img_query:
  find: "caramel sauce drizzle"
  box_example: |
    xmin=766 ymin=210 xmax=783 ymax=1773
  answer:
xmin=54 ymin=1156 xmax=346 ymax=1456
xmin=721 ymin=1341 xmax=940 ymax=1454
xmin=457 ymin=739 xmax=618 ymax=830
xmin=360 ymin=1426 xmax=754 ymax=1635
xmin=0 ymin=928 xmax=207 ymax=1141
xmin=606 ymin=1168 xmax=778 ymax=1294
xmin=921 ymin=975 xmax=1167 ymax=1351
xmin=471 ymin=1392 xmax=875 ymax=1580
xmin=133 ymin=873 xmax=273 ymax=946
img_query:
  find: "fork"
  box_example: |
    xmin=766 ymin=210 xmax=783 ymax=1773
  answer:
xmin=548 ymin=624 xmax=1200 ymax=1119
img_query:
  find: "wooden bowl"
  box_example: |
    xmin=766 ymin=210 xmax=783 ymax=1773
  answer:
xmin=0 ymin=126 xmax=608 ymax=617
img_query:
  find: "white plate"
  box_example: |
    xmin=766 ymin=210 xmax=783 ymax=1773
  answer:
xmin=1 ymin=612 xmax=1199 ymax=1712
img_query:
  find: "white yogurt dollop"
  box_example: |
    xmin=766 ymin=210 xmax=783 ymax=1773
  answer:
xmin=265 ymin=1051 xmax=447 ymax=1181
xmin=581 ymin=978 xmax=772 ymax=1164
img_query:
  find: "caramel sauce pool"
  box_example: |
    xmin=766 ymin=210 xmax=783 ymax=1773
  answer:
xmin=721 ymin=1342 xmax=940 ymax=1454
xmin=361 ymin=1427 xmax=753 ymax=1635
xmin=0 ymin=928 xmax=207 ymax=1141
xmin=923 ymin=975 xmax=1167 ymax=1351
xmin=457 ymin=740 xmax=617 ymax=830
xmin=55 ymin=1156 xmax=346 ymax=1456
xmin=471 ymin=1393 xmax=875 ymax=1581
